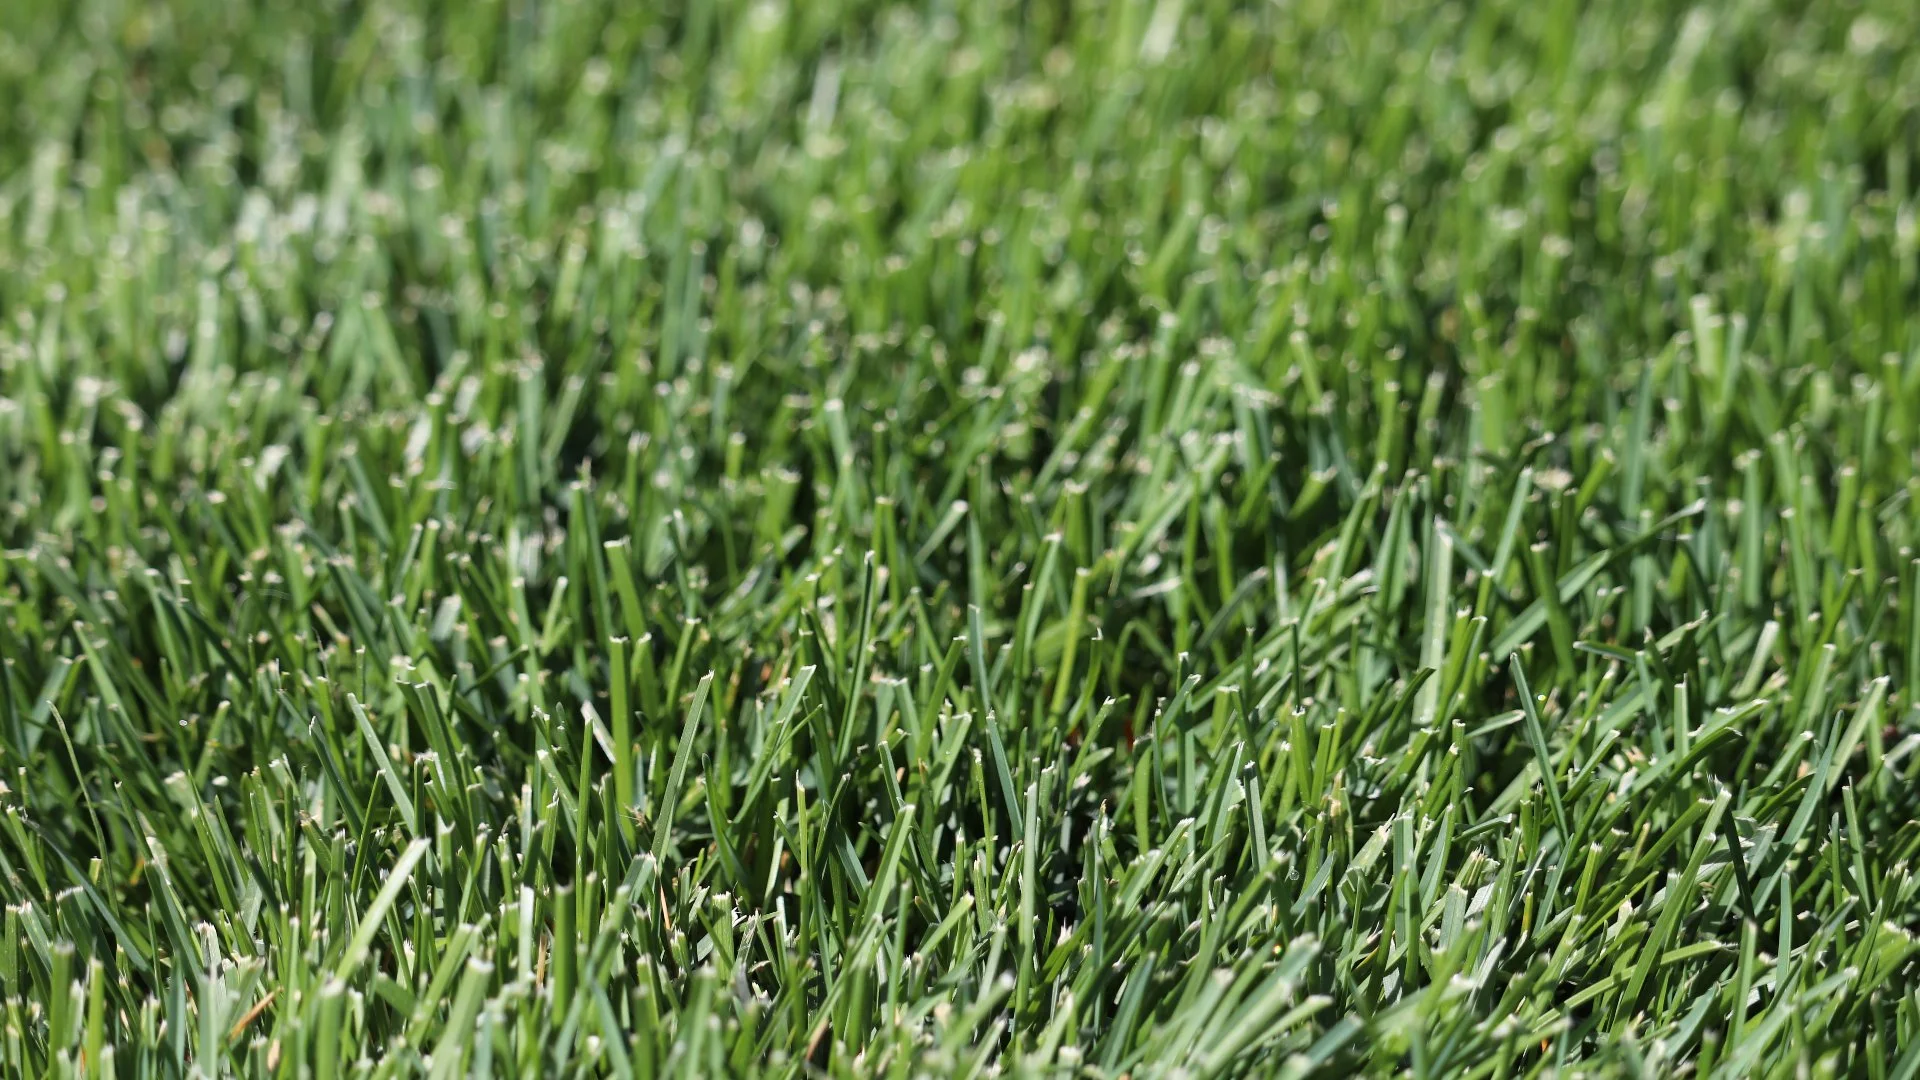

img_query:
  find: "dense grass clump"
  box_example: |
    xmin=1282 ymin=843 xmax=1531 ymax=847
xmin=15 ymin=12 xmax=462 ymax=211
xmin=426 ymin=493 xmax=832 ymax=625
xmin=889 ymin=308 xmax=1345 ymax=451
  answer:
xmin=5 ymin=0 xmax=1920 ymax=1075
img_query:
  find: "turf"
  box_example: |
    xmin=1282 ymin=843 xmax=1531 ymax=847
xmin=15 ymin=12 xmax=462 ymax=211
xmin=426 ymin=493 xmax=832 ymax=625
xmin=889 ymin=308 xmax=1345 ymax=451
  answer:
xmin=3 ymin=0 xmax=1920 ymax=1075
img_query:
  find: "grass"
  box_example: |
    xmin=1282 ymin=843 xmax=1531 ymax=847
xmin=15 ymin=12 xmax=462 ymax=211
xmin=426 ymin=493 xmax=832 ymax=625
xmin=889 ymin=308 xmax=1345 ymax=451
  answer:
xmin=2 ymin=0 xmax=1920 ymax=1075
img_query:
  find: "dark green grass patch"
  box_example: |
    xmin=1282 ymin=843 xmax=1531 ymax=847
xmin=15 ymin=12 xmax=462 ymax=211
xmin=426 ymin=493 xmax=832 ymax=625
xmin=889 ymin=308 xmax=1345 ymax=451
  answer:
xmin=3 ymin=0 xmax=1920 ymax=1075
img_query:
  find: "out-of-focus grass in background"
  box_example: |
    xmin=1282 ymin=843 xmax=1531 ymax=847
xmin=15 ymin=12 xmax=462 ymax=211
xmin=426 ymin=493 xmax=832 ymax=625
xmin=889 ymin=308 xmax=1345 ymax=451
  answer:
xmin=3 ymin=0 xmax=1920 ymax=1075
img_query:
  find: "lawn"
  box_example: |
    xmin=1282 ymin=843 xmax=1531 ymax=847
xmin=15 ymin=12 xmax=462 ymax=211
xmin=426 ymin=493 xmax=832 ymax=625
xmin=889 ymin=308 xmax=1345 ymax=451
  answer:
xmin=2 ymin=0 xmax=1919 ymax=1075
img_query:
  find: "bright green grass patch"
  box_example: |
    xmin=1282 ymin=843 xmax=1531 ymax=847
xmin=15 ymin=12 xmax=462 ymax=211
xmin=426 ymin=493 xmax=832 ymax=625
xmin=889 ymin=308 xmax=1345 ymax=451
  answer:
xmin=3 ymin=0 xmax=1920 ymax=1076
